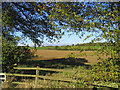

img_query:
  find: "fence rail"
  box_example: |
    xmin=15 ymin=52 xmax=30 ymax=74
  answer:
xmin=13 ymin=67 xmax=75 ymax=72
xmin=3 ymin=66 xmax=76 ymax=87
xmin=1 ymin=66 xmax=119 ymax=88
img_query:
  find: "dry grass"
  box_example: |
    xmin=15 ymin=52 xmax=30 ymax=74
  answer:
xmin=1 ymin=65 xmax=90 ymax=88
xmin=6 ymin=66 xmax=90 ymax=88
xmin=2 ymin=50 xmax=110 ymax=88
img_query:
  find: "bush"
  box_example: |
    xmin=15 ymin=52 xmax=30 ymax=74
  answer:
xmin=91 ymin=58 xmax=119 ymax=83
xmin=55 ymin=46 xmax=59 ymax=50
xmin=2 ymin=39 xmax=34 ymax=73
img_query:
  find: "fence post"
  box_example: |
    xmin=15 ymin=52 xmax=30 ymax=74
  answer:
xmin=35 ymin=66 xmax=39 ymax=88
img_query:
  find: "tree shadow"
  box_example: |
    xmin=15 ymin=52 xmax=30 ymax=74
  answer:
xmin=19 ymin=57 xmax=90 ymax=69
xmin=14 ymin=57 xmax=91 ymax=81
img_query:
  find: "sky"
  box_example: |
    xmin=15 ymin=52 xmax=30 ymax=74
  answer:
xmin=17 ymin=31 xmax=96 ymax=47
xmin=14 ymin=2 xmax=108 ymax=47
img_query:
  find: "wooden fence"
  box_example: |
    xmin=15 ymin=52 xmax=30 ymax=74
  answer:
xmin=0 ymin=73 xmax=6 ymax=81
xmin=2 ymin=66 xmax=119 ymax=88
xmin=4 ymin=66 xmax=76 ymax=87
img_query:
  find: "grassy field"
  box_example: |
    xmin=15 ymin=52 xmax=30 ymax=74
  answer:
xmin=29 ymin=46 xmax=54 ymax=50
xmin=29 ymin=45 xmax=113 ymax=51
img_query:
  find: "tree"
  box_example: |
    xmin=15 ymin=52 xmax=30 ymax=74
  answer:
xmin=48 ymin=2 xmax=119 ymax=85
xmin=49 ymin=2 xmax=119 ymax=45
xmin=2 ymin=2 xmax=64 ymax=72
xmin=2 ymin=2 xmax=63 ymax=46
xmin=72 ymin=44 xmax=74 ymax=46
xmin=2 ymin=35 xmax=35 ymax=72
xmin=49 ymin=2 xmax=119 ymax=56
xmin=2 ymin=2 xmax=120 ymax=49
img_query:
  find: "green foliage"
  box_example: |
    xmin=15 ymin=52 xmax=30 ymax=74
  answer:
xmin=91 ymin=58 xmax=119 ymax=83
xmin=56 ymin=45 xmax=103 ymax=51
xmin=49 ymin=2 xmax=120 ymax=87
xmin=72 ymin=44 xmax=74 ymax=46
xmin=2 ymin=37 xmax=34 ymax=73
xmin=2 ymin=2 xmax=59 ymax=46
xmin=55 ymin=46 xmax=59 ymax=50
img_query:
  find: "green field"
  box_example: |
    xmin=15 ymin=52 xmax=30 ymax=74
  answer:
xmin=29 ymin=45 xmax=105 ymax=51
xmin=29 ymin=46 xmax=54 ymax=50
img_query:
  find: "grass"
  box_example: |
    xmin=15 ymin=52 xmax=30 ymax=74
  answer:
xmin=4 ymin=60 xmax=118 ymax=88
xmin=2 ymin=48 xmax=118 ymax=88
xmin=29 ymin=46 xmax=54 ymax=50
xmin=2 ymin=61 xmax=118 ymax=88
xmin=28 ymin=45 xmax=114 ymax=52
xmin=2 ymin=56 xmax=92 ymax=88
xmin=5 ymin=66 xmax=91 ymax=88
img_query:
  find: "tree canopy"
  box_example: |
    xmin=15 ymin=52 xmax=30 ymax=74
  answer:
xmin=49 ymin=2 xmax=120 ymax=58
xmin=49 ymin=2 xmax=119 ymax=42
xmin=2 ymin=2 xmax=119 ymax=47
xmin=2 ymin=2 xmax=61 ymax=46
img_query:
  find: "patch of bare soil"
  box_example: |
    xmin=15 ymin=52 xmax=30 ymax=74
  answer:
xmin=29 ymin=50 xmax=109 ymax=64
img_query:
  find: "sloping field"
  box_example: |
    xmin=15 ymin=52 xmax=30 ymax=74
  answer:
xmin=29 ymin=50 xmax=109 ymax=64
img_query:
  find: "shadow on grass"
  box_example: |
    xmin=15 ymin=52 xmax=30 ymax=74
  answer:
xmin=13 ymin=57 xmax=91 ymax=82
xmin=18 ymin=57 xmax=90 ymax=69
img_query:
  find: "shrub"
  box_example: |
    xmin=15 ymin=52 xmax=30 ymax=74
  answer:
xmin=55 ymin=46 xmax=59 ymax=50
xmin=91 ymin=58 xmax=119 ymax=83
xmin=2 ymin=38 xmax=34 ymax=73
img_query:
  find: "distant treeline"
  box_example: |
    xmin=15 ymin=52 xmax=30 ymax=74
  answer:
xmin=74 ymin=42 xmax=108 ymax=46
xmin=42 ymin=42 xmax=111 ymax=47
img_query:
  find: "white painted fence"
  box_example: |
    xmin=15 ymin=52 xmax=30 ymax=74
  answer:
xmin=0 ymin=73 xmax=6 ymax=81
